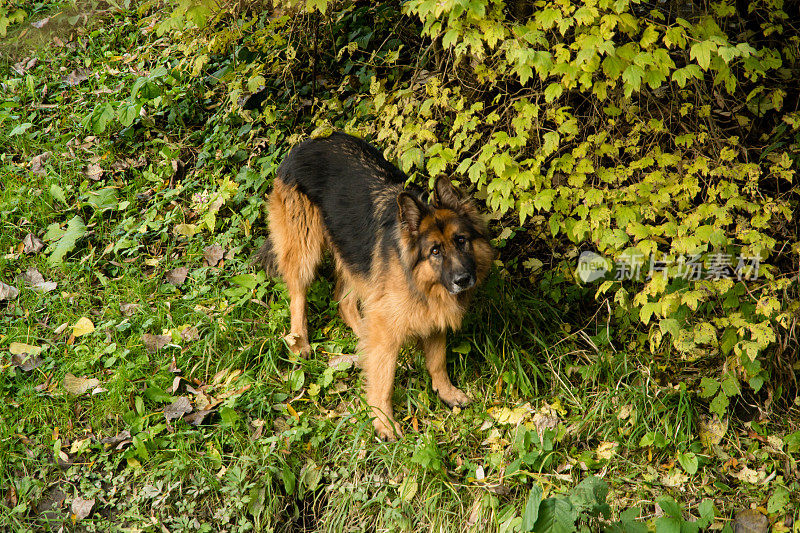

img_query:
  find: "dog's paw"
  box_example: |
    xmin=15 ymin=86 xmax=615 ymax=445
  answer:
xmin=284 ymin=333 xmax=311 ymax=358
xmin=373 ymin=417 xmax=403 ymax=441
xmin=437 ymin=385 xmax=470 ymax=408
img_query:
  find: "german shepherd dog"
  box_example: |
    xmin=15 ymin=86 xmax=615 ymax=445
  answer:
xmin=257 ymin=132 xmax=493 ymax=440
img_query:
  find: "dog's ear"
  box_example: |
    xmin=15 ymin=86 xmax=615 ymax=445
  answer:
xmin=433 ymin=177 xmax=463 ymax=211
xmin=397 ymin=192 xmax=427 ymax=234
xmin=434 ymin=177 xmax=488 ymax=237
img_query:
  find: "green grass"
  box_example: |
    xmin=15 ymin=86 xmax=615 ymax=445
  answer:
xmin=1 ymin=2 xmax=798 ymax=531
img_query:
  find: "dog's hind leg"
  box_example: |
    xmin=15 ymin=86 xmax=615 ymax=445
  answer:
xmin=268 ymin=179 xmax=325 ymax=357
xmin=334 ymin=276 xmax=364 ymax=338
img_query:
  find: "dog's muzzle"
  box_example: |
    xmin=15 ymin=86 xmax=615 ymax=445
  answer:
xmin=448 ymin=272 xmax=475 ymax=294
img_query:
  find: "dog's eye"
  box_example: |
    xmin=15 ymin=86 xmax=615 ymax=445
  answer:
xmin=455 ymin=235 xmax=467 ymax=246
xmin=431 ymin=246 xmax=440 ymax=256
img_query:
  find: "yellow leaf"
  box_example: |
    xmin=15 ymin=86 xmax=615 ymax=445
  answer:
xmin=174 ymin=223 xmax=199 ymax=237
xmin=72 ymin=317 xmax=95 ymax=337
xmin=596 ymin=441 xmax=618 ymax=460
xmin=9 ymin=342 xmax=42 ymax=355
xmin=490 ymin=403 xmax=532 ymax=425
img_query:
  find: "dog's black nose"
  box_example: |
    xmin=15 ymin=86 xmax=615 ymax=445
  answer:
xmin=454 ymin=273 xmax=474 ymax=289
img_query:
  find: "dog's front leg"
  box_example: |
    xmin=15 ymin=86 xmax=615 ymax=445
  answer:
xmin=422 ymin=331 xmax=470 ymax=408
xmin=361 ymin=323 xmax=403 ymax=440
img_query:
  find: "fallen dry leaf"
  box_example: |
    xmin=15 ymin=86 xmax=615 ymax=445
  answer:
xmin=466 ymin=498 xmax=483 ymax=528
xmin=733 ymin=509 xmax=768 ymax=533
xmin=31 ymin=17 xmax=50 ymax=29
xmin=203 ymin=244 xmax=224 ymax=267
xmin=22 ymin=267 xmax=57 ymax=292
xmin=660 ymin=469 xmax=689 ymax=487
xmin=328 ymin=353 xmax=359 ymax=369
xmin=185 ymin=409 xmax=212 ymax=426
xmin=63 ymin=373 xmax=100 ymax=396
xmin=142 ymin=333 xmax=171 ymax=353
xmin=22 ymin=267 xmax=44 ymax=285
xmin=250 ymin=419 xmax=266 ymax=440
xmin=164 ymin=396 xmax=192 ymax=421
xmin=12 ymin=57 xmax=37 ymax=75
xmin=490 ymin=403 xmax=532 ymax=426
xmin=10 ymin=342 xmax=42 ymax=356
xmin=734 ymin=466 xmax=767 ymax=484
xmin=699 ymin=414 xmax=728 ymax=449
xmin=165 ymin=267 xmax=188 ymax=286
xmin=0 ymin=281 xmax=19 ymax=301
xmin=72 ymin=317 xmax=95 ymax=337
xmin=531 ymin=403 xmax=560 ymax=438
xmin=11 ymin=353 xmax=45 ymax=372
xmin=71 ymin=495 xmax=94 ymax=520
xmin=64 ymin=69 xmax=90 ymax=86
xmin=180 ymin=325 xmax=200 ymax=342
xmin=84 ymin=164 xmax=103 ymax=181
xmin=30 ymin=152 xmax=51 ymax=174
xmin=10 ymin=342 xmax=44 ymax=371
xmin=174 ymin=223 xmax=199 ymax=237
xmin=100 ymin=430 xmax=131 ymax=447
xmin=22 ymin=233 xmax=45 ymax=254
xmin=119 ymin=302 xmax=140 ymax=316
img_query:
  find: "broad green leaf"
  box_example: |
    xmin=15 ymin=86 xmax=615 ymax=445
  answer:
xmin=87 ymin=188 xmax=118 ymax=211
xmin=118 ymin=102 xmax=141 ymax=127
xmin=50 ymin=184 xmax=67 ymax=206
xmin=568 ymin=476 xmax=609 ymax=514
xmin=533 ymin=497 xmax=578 ymax=533
xmin=767 ymin=486 xmax=790 ymax=514
xmin=91 ymin=103 xmax=116 ymax=134
xmin=699 ymin=377 xmax=720 ymax=398
xmin=656 ymin=496 xmax=682 ymax=518
xmin=697 ymin=499 xmax=715 ymax=528
xmin=230 ymin=273 xmax=258 ymax=290
xmin=10 ymin=123 xmax=33 ymax=136
xmin=521 ymin=485 xmax=542 ymax=531
xmin=536 ymin=8 xmax=560 ymax=30
xmin=710 ymin=392 xmax=729 ymax=417
xmin=677 ymin=451 xmax=698 ymax=475
xmin=47 ymin=216 xmax=87 ymax=265
xmin=720 ymin=373 xmax=740 ymax=396
xmin=655 ymin=517 xmax=681 ymax=533
xmin=544 ymin=82 xmax=563 ymax=103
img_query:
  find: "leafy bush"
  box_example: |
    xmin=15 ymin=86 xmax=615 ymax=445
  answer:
xmin=144 ymin=0 xmax=799 ymax=422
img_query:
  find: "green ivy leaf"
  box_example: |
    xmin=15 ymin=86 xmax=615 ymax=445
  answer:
xmin=690 ymin=40 xmax=717 ymax=70
xmin=544 ymin=82 xmax=563 ymax=103
xmin=621 ymin=64 xmax=644 ymax=96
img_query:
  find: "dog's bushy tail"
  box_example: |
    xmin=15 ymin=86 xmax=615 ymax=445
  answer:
xmin=252 ymin=238 xmax=278 ymax=275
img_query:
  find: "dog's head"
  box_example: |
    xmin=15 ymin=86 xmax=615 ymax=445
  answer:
xmin=398 ymin=178 xmax=493 ymax=295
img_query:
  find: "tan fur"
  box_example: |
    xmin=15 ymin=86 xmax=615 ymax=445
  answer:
xmin=267 ymin=180 xmax=325 ymax=356
xmin=267 ymin=176 xmax=493 ymax=440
